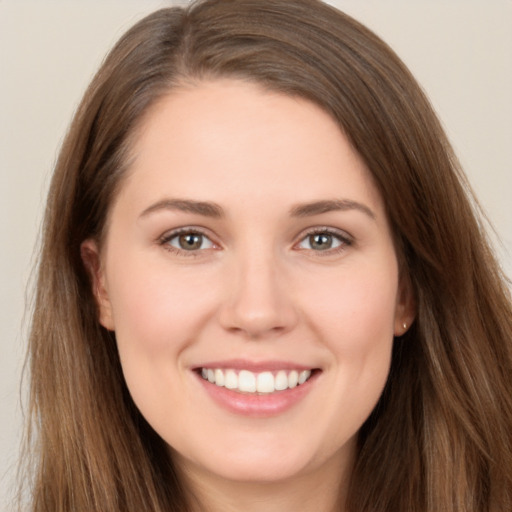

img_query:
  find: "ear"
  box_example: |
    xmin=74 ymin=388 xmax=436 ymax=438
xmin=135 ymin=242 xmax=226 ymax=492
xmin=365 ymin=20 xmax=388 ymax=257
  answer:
xmin=394 ymin=273 xmax=416 ymax=337
xmin=80 ymin=239 xmax=115 ymax=331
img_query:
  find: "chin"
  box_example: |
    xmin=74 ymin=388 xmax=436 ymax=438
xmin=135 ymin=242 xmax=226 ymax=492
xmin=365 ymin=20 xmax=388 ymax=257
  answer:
xmin=199 ymin=455 xmax=312 ymax=484
xmin=175 ymin=433 xmax=348 ymax=486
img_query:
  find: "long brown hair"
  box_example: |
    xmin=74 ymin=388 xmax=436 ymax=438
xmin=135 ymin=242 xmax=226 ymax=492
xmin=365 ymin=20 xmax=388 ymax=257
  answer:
xmin=22 ymin=1 xmax=512 ymax=510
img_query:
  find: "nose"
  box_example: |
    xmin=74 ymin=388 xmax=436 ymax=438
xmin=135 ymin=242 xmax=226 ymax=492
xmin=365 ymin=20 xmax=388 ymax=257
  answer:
xmin=218 ymin=250 xmax=298 ymax=339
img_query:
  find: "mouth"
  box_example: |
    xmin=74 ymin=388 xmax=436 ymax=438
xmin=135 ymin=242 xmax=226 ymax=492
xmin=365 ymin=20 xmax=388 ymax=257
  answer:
xmin=196 ymin=367 xmax=318 ymax=395
xmin=193 ymin=360 xmax=321 ymax=416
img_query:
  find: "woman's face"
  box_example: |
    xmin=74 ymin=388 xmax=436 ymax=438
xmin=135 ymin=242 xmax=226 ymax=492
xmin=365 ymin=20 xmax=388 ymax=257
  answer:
xmin=84 ymin=80 xmax=413 ymax=486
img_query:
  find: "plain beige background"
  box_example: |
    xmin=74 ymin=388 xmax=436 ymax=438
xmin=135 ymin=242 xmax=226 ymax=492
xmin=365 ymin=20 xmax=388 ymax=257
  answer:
xmin=1 ymin=1 xmax=511 ymax=509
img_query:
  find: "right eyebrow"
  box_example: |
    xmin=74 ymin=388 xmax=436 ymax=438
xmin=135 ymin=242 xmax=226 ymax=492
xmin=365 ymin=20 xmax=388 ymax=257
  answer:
xmin=138 ymin=198 xmax=225 ymax=219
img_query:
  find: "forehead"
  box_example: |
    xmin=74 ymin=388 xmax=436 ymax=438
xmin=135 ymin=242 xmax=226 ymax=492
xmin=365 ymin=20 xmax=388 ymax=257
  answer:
xmin=116 ymin=79 xmax=383 ymax=216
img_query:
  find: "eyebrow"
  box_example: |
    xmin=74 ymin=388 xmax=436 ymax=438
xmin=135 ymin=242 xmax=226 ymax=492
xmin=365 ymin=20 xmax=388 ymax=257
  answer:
xmin=139 ymin=199 xmax=224 ymax=219
xmin=139 ymin=197 xmax=375 ymax=220
xmin=289 ymin=199 xmax=376 ymax=220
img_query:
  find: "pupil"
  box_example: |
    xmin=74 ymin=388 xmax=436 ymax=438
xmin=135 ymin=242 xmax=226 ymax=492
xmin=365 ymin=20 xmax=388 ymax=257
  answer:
xmin=311 ymin=233 xmax=332 ymax=250
xmin=179 ymin=233 xmax=202 ymax=250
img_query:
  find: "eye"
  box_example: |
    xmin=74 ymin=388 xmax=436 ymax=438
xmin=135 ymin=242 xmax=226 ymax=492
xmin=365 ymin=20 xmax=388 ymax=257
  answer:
xmin=296 ymin=229 xmax=351 ymax=252
xmin=161 ymin=230 xmax=215 ymax=252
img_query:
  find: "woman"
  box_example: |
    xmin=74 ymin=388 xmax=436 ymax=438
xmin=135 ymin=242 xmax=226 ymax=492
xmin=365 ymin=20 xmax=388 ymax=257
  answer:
xmin=22 ymin=0 xmax=512 ymax=511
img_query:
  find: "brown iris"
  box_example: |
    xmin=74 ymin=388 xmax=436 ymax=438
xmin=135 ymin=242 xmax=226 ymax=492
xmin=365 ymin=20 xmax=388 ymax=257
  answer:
xmin=178 ymin=233 xmax=203 ymax=250
xmin=309 ymin=233 xmax=334 ymax=250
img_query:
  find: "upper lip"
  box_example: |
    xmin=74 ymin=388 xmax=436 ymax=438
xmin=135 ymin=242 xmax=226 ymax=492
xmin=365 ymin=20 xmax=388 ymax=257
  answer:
xmin=193 ymin=359 xmax=318 ymax=373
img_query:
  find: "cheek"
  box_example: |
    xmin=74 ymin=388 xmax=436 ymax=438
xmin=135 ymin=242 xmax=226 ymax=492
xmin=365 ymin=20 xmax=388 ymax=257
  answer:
xmin=303 ymin=261 xmax=398 ymax=410
xmin=106 ymin=259 xmax=220 ymax=424
xmin=305 ymin=261 xmax=399 ymax=347
xmin=105 ymin=260 xmax=220 ymax=420
xmin=303 ymin=264 xmax=397 ymax=441
xmin=108 ymin=258 xmax=216 ymax=355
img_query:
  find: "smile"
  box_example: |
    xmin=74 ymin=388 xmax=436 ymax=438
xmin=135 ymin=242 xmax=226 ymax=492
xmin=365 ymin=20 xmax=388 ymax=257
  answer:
xmin=200 ymin=368 xmax=313 ymax=394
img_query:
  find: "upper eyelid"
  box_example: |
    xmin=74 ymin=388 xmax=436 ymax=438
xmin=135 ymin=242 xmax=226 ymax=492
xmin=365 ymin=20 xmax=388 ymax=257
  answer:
xmin=158 ymin=226 xmax=218 ymax=245
xmin=295 ymin=226 xmax=353 ymax=242
xmin=159 ymin=225 xmax=212 ymax=238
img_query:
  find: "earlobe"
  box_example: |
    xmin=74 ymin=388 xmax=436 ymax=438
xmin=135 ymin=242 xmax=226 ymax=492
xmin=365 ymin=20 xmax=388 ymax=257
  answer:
xmin=80 ymin=239 xmax=115 ymax=331
xmin=394 ymin=274 xmax=416 ymax=337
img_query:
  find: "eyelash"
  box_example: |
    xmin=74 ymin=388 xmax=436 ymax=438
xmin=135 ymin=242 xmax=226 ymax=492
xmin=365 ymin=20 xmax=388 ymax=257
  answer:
xmin=158 ymin=227 xmax=216 ymax=257
xmin=294 ymin=227 xmax=353 ymax=256
xmin=157 ymin=226 xmax=353 ymax=257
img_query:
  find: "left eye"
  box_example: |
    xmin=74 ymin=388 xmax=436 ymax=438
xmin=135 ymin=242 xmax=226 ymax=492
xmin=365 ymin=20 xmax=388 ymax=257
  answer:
xmin=167 ymin=232 xmax=214 ymax=251
xmin=297 ymin=232 xmax=346 ymax=251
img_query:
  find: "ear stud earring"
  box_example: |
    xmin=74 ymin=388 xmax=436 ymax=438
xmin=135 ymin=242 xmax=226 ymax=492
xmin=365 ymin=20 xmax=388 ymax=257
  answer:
xmin=402 ymin=322 xmax=407 ymax=330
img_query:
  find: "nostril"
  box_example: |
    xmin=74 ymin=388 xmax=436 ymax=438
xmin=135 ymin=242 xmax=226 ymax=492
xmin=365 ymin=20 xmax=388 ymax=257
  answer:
xmin=218 ymin=299 xmax=298 ymax=339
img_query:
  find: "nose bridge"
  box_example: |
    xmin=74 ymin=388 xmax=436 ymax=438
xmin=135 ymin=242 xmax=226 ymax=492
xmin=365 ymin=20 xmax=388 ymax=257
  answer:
xmin=219 ymin=240 xmax=297 ymax=337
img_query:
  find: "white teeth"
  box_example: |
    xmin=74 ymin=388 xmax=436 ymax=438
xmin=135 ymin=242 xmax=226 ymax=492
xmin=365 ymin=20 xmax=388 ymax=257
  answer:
xmin=274 ymin=370 xmax=288 ymax=391
xmin=298 ymin=370 xmax=310 ymax=385
xmin=288 ymin=370 xmax=299 ymax=388
xmin=224 ymin=369 xmax=238 ymax=390
xmin=200 ymin=368 xmax=312 ymax=394
xmin=214 ymin=369 xmax=225 ymax=387
xmin=256 ymin=371 xmax=274 ymax=393
xmin=238 ymin=370 xmax=256 ymax=392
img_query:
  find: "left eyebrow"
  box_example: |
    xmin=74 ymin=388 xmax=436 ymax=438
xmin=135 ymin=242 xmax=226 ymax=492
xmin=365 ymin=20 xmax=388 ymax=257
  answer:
xmin=289 ymin=199 xmax=376 ymax=220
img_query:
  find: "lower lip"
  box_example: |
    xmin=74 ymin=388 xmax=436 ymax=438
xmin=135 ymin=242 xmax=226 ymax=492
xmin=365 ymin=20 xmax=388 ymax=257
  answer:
xmin=195 ymin=371 xmax=319 ymax=417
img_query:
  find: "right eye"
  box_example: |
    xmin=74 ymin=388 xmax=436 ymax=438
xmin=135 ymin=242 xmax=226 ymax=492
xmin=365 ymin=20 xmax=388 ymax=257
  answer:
xmin=159 ymin=229 xmax=216 ymax=255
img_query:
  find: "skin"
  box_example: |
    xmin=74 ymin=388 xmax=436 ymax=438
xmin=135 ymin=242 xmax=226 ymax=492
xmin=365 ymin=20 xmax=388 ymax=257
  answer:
xmin=83 ymin=79 xmax=414 ymax=512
